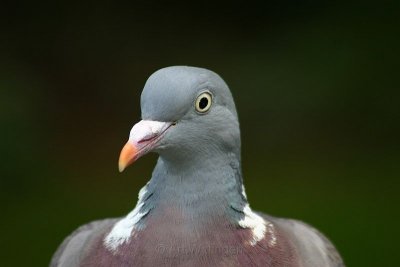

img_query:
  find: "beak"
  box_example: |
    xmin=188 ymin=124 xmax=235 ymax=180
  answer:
xmin=118 ymin=120 xmax=173 ymax=172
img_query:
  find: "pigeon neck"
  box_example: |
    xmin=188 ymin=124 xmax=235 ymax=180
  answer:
xmin=140 ymin=151 xmax=248 ymax=225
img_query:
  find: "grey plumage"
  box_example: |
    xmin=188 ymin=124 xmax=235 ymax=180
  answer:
xmin=50 ymin=66 xmax=344 ymax=267
xmin=50 ymin=219 xmax=118 ymax=267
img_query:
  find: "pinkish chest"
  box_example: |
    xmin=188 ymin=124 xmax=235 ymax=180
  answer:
xmin=81 ymin=212 xmax=300 ymax=267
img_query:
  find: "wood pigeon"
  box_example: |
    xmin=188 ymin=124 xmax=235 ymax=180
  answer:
xmin=50 ymin=66 xmax=344 ymax=267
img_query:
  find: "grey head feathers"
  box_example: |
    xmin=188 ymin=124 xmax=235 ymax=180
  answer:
xmin=142 ymin=66 xmax=241 ymax=164
xmin=141 ymin=66 xmax=238 ymax=121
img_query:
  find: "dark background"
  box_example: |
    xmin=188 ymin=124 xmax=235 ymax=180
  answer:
xmin=1 ymin=1 xmax=399 ymax=266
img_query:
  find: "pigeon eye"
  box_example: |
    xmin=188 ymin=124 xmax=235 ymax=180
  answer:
xmin=195 ymin=92 xmax=212 ymax=113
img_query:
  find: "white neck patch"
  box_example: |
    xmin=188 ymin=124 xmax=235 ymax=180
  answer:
xmin=238 ymin=204 xmax=267 ymax=246
xmin=104 ymin=185 xmax=148 ymax=251
xmin=238 ymin=185 xmax=275 ymax=246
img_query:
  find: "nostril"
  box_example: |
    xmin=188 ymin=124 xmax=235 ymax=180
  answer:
xmin=138 ymin=135 xmax=158 ymax=143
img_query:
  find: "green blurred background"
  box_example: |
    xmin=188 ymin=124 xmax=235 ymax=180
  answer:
xmin=1 ymin=1 xmax=399 ymax=266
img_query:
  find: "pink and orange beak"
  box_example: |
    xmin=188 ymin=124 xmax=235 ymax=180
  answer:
xmin=118 ymin=120 xmax=173 ymax=172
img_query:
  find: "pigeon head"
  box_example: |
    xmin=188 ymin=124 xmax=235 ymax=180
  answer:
xmin=119 ymin=66 xmax=241 ymax=172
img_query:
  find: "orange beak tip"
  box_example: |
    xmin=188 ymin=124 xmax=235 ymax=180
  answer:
xmin=118 ymin=142 xmax=137 ymax=173
xmin=118 ymin=164 xmax=125 ymax=173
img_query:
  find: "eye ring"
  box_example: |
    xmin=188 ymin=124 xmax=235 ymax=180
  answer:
xmin=195 ymin=92 xmax=213 ymax=113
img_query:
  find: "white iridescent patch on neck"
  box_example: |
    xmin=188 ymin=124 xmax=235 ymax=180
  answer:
xmin=238 ymin=204 xmax=268 ymax=246
xmin=104 ymin=186 xmax=148 ymax=251
xmin=237 ymin=185 xmax=274 ymax=246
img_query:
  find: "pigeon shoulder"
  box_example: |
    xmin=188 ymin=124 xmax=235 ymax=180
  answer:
xmin=261 ymin=213 xmax=345 ymax=267
xmin=50 ymin=218 xmax=119 ymax=267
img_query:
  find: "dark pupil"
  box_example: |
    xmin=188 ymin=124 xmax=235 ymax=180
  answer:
xmin=199 ymin=97 xmax=209 ymax=110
